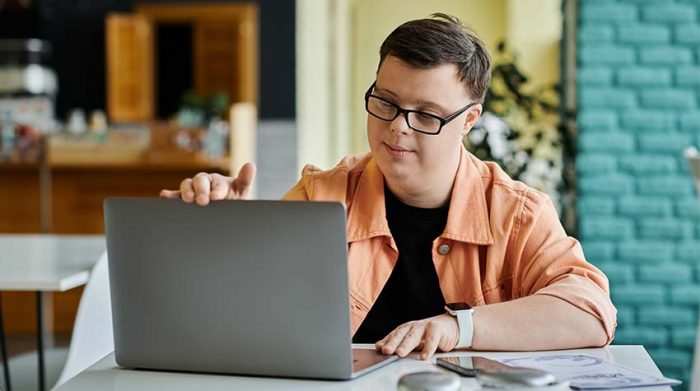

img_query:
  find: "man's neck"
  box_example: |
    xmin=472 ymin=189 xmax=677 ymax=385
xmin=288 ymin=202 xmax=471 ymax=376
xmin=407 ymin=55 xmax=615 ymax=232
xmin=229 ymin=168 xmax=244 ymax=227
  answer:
xmin=389 ymin=187 xmax=452 ymax=209
xmin=385 ymin=169 xmax=458 ymax=209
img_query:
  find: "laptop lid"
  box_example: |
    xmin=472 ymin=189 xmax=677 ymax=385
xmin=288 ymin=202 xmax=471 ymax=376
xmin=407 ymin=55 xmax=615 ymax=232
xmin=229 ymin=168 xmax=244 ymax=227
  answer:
xmin=104 ymin=198 xmax=356 ymax=379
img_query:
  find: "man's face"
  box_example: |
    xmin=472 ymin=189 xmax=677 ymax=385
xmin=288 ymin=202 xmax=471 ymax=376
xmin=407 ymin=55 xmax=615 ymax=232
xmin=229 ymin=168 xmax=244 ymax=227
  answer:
xmin=367 ymin=55 xmax=481 ymax=194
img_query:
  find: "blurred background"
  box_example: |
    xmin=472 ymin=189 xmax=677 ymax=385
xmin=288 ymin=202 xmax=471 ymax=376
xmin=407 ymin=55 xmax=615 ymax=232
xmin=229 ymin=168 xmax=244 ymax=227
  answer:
xmin=0 ymin=0 xmax=698 ymax=389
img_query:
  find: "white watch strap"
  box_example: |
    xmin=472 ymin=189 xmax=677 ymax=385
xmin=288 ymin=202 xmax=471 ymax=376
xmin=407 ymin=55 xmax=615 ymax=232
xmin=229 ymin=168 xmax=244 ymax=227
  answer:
xmin=455 ymin=309 xmax=474 ymax=349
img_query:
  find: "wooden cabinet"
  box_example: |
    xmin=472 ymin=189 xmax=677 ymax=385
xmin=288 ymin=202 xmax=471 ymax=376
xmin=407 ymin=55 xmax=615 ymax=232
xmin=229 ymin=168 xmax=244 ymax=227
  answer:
xmin=3 ymin=2 xmax=259 ymax=337
xmin=106 ymin=3 xmax=258 ymax=123
xmin=106 ymin=14 xmax=155 ymax=122
xmin=0 ymin=125 xmax=230 ymax=334
xmin=0 ymin=165 xmax=42 ymax=233
xmin=50 ymin=168 xmax=224 ymax=234
xmin=45 ymin=125 xmax=231 ymax=234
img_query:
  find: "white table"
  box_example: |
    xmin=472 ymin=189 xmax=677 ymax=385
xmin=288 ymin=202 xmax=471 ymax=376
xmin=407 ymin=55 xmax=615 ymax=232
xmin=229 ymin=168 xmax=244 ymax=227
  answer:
xmin=0 ymin=234 xmax=105 ymax=391
xmin=56 ymin=345 xmax=672 ymax=390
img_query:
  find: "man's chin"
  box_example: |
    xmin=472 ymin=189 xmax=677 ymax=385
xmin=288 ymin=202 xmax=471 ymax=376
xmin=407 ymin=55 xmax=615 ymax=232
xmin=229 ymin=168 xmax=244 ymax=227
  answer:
xmin=377 ymin=162 xmax=412 ymax=183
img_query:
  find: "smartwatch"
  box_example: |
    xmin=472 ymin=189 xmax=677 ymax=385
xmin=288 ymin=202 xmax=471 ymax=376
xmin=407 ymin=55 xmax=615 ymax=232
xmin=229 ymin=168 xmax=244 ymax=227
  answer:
xmin=445 ymin=302 xmax=475 ymax=349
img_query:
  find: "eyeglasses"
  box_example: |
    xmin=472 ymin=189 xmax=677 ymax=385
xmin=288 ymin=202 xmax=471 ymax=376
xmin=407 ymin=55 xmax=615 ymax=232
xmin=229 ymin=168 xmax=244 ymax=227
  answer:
xmin=364 ymin=81 xmax=478 ymax=135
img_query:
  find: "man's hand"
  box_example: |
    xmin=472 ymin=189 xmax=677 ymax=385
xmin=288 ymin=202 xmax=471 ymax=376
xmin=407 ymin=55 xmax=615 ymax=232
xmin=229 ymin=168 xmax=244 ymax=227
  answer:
xmin=159 ymin=162 xmax=256 ymax=205
xmin=375 ymin=314 xmax=459 ymax=360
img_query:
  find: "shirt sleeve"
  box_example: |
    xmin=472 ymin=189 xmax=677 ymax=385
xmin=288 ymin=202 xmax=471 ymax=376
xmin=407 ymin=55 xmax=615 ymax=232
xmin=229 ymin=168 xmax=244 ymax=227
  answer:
xmin=281 ymin=164 xmax=318 ymax=201
xmin=512 ymin=190 xmax=617 ymax=345
xmin=282 ymin=179 xmax=309 ymax=201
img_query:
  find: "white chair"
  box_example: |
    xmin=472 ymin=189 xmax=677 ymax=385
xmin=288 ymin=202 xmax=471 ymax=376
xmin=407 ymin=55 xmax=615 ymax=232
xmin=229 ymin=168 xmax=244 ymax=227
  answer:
xmin=52 ymin=251 xmax=113 ymax=389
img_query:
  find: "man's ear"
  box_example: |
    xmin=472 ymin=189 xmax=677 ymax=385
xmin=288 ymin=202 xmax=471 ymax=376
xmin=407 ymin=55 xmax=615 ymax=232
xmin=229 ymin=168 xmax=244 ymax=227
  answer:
xmin=461 ymin=103 xmax=482 ymax=137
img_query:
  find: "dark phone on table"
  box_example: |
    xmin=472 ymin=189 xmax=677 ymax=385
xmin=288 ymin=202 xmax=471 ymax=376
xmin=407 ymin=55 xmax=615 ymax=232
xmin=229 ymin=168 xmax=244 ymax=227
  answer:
xmin=436 ymin=356 xmax=556 ymax=387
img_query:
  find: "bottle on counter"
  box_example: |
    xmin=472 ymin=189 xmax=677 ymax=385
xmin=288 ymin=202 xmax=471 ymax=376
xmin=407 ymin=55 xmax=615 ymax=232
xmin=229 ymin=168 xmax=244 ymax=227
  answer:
xmin=66 ymin=108 xmax=87 ymax=136
xmin=0 ymin=109 xmax=16 ymax=161
xmin=89 ymin=109 xmax=108 ymax=141
xmin=203 ymin=118 xmax=229 ymax=160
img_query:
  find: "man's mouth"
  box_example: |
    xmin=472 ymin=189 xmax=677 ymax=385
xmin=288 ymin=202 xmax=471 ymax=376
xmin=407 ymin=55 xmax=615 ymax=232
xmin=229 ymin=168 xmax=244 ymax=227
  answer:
xmin=384 ymin=143 xmax=414 ymax=157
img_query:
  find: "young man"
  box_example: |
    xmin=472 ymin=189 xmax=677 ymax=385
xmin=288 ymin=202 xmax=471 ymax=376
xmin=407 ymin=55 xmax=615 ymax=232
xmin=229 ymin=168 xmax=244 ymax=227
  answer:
xmin=161 ymin=14 xmax=616 ymax=360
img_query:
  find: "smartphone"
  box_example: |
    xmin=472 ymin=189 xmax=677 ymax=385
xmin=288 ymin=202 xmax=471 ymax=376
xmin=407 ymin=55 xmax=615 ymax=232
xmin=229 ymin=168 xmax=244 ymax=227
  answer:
xmin=436 ymin=356 xmax=557 ymax=387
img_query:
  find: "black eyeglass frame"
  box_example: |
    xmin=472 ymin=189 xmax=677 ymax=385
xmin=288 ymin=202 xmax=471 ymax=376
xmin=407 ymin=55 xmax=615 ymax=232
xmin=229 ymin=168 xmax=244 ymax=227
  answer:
xmin=364 ymin=81 xmax=478 ymax=135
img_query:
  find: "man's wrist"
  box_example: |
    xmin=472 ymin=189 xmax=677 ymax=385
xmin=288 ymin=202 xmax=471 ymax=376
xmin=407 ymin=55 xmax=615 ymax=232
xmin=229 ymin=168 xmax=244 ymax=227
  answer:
xmin=444 ymin=303 xmax=475 ymax=349
xmin=455 ymin=309 xmax=474 ymax=348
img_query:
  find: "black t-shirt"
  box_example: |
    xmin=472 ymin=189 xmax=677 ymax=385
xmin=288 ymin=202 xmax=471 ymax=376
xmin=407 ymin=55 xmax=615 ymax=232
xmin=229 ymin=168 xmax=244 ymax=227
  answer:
xmin=352 ymin=185 xmax=449 ymax=343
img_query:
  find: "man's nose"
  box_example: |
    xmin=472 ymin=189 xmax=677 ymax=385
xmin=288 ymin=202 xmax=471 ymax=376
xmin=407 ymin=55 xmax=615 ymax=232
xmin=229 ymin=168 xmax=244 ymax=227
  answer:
xmin=389 ymin=112 xmax=412 ymax=135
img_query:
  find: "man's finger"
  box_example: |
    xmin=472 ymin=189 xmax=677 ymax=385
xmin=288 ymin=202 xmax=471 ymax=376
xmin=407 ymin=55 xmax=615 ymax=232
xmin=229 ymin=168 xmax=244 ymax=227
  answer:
xmin=376 ymin=331 xmax=393 ymax=349
xmin=375 ymin=335 xmax=389 ymax=350
xmin=381 ymin=325 xmax=411 ymax=355
xmin=180 ymin=178 xmax=195 ymax=203
xmin=159 ymin=189 xmax=180 ymax=199
xmin=236 ymin=162 xmax=256 ymax=188
xmin=192 ymin=172 xmax=213 ymax=205
xmin=210 ymin=174 xmax=233 ymax=200
xmin=395 ymin=325 xmax=425 ymax=358
xmin=420 ymin=326 xmax=441 ymax=360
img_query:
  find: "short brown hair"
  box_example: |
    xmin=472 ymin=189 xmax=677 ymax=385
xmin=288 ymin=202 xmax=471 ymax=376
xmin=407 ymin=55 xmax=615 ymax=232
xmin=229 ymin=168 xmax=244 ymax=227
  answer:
xmin=378 ymin=13 xmax=492 ymax=103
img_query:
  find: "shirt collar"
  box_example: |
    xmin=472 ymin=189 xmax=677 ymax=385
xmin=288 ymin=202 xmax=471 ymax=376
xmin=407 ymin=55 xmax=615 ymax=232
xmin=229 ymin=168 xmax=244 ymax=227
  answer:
xmin=347 ymin=158 xmax=391 ymax=242
xmin=442 ymin=147 xmax=494 ymax=245
xmin=347 ymin=147 xmax=494 ymax=245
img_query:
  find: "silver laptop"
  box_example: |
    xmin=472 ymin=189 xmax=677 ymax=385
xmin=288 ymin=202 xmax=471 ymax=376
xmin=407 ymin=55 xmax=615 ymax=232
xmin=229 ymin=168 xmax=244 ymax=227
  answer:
xmin=103 ymin=198 xmax=397 ymax=380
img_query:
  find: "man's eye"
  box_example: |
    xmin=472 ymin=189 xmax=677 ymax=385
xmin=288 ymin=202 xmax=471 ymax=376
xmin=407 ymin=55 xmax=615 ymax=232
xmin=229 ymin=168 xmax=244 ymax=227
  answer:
xmin=415 ymin=112 xmax=437 ymax=121
xmin=377 ymin=99 xmax=393 ymax=108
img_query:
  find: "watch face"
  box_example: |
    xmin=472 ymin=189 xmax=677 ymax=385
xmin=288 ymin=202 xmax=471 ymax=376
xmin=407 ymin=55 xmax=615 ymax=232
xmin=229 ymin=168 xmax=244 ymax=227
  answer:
xmin=446 ymin=302 xmax=471 ymax=311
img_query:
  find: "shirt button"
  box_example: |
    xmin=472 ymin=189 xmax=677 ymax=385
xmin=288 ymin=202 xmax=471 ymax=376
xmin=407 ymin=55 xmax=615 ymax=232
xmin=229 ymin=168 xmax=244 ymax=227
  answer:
xmin=438 ymin=244 xmax=450 ymax=255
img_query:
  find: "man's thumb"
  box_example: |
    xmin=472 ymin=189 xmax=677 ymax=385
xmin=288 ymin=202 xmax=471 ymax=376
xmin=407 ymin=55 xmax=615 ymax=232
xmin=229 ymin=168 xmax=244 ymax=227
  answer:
xmin=236 ymin=162 xmax=256 ymax=187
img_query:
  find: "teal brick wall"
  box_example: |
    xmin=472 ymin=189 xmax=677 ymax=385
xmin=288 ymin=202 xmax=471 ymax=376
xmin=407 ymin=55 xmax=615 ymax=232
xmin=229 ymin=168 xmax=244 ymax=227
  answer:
xmin=577 ymin=1 xmax=700 ymax=387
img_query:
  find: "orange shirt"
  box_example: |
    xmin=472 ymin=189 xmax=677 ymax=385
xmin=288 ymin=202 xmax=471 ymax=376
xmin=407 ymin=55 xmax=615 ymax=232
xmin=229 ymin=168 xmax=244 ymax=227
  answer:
xmin=283 ymin=147 xmax=617 ymax=343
